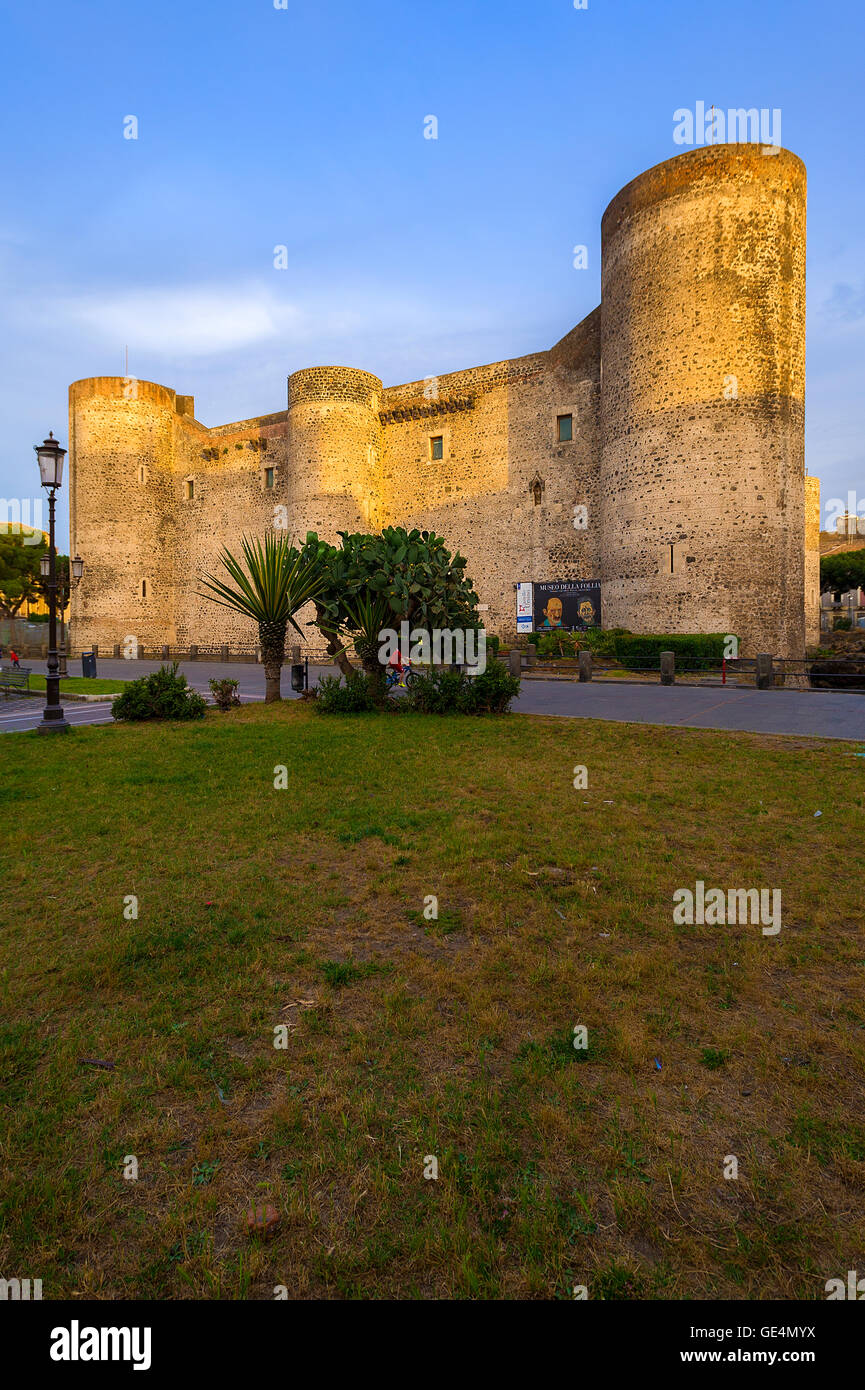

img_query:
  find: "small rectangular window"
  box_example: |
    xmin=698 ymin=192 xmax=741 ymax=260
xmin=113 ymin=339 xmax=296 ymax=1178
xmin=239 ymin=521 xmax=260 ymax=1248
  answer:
xmin=185 ymin=479 xmax=194 ymax=500
xmin=557 ymin=414 xmax=573 ymax=442
xmin=264 ymin=467 xmax=274 ymax=489
xmin=430 ymin=435 xmax=444 ymax=460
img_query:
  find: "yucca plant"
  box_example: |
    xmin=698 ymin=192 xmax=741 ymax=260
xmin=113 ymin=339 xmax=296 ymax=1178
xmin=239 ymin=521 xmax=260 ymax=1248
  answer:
xmin=199 ymin=533 xmax=326 ymax=702
xmin=337 ymin=588 xmax=398 ymax=697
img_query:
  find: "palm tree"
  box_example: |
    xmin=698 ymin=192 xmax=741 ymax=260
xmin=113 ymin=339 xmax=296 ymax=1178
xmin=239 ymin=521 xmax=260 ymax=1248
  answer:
xmin=199 ymin=533 xmax=325 ymax=702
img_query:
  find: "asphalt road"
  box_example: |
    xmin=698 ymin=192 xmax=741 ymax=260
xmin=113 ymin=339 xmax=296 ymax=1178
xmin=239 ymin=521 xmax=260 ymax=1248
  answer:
xmin=2 ymin=658 xmax=863 ymax=739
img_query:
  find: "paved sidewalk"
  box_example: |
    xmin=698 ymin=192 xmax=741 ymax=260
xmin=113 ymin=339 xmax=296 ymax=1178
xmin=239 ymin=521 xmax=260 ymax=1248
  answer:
xmin=3 ymin=658 xmax=863 ymax=739
xmin=512 ymin=680 xmax=865 ymax=740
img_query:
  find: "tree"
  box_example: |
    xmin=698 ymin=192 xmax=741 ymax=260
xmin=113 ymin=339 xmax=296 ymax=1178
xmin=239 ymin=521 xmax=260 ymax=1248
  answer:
xmin=199 ymin=533 xmax=327 ymax=702
xmin=303 ymin=526 xmax=481 ymax=687
xmin=0 ymin=531 xmax=48 ymax=618
xmin=821 ymin=550 xmax=865 ymax=594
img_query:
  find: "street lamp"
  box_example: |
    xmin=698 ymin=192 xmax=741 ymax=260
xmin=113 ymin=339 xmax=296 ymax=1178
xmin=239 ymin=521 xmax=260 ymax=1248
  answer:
xmin=34 ymin=431 xmax=69 ymax=733
xmin=59 ymin=554 xmax=85 ymax=678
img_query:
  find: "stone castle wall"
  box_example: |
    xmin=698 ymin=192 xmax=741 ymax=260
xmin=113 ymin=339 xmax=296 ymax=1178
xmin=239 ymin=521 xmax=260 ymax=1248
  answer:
xmin=600 ymin=145 xmax=807 ymax=660
xmin=69 ymin=144 xmax=812 ymax=660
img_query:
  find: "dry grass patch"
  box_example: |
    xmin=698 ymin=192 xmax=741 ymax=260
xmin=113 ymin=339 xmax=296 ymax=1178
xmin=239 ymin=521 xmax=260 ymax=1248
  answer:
xmin=0 ymin=702 xmax=863 ymax=1299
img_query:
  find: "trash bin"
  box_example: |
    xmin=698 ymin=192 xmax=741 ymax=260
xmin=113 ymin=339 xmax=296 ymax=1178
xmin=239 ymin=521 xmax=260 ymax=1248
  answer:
xmin=290 ymin=663 xmax=305 ymax=692
xmin=82 ymin=651 xmax=97 ymax=678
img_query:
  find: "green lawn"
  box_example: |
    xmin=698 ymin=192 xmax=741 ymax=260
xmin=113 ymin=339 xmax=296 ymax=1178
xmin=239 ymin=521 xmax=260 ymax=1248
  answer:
xmin=1 ymin=703 xmax=863 ymax=1300
xmin=26 ymin=675 xmax=129 ymax=694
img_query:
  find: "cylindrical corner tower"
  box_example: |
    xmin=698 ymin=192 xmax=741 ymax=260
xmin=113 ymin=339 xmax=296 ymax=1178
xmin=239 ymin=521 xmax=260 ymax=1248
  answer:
xmin=69 ymin=377 xmax=179 ymax=651
xmin=599 ymin=144 xmax=806 ymax=658
xmin=286 ymin=367 xmax=383 ymax=538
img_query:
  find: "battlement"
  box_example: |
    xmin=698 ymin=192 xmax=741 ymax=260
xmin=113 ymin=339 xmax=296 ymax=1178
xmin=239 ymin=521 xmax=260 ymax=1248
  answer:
xmin=69 ymin=377 xmax=195 ymax=415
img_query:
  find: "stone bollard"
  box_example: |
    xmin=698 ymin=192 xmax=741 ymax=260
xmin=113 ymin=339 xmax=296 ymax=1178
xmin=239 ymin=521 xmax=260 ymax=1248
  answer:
xmin=660 ymin=651 xmax=675 ymax=685
xmin=220 ymin=644 xmax=229 ymax=663
xmin=189 ymin=644 xmax=198 ymax=660
xmin=578 ymin=650 xmax=592 ymax=682
xmin=161 ymin=645 xmax=169 ymax=662
xmin=756 ymin=653 xmax=774 ymax=690
xmin=508 ymin=648 xmax=522 ymax=677
xmin=92 ymin=644 xmax=99 ymax=658
xmin=113 ymin=643 xmax=120 ymax=659
xmin=527 ymin=642 xmax=537 ymax=667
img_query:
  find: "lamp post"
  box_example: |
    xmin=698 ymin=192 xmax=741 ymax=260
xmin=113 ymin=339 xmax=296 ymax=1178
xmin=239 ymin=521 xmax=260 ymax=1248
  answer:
xmin=34 ymin=432 xmax=69 ymax=733
xmin=53 ymin=556 xmax=70 ymax=678
xmin=66 ymin=554 xmax=84 ymax=676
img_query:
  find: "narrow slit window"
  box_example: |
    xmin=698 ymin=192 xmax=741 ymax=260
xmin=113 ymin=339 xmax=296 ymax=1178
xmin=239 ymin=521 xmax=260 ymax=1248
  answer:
xmin=185 ymin=478 xmax=194 ymax=500
xmin=141 ymin=579 xmax=147 ymax=598
xmin=557 ymin=414 xmax=573 ymax=442
xmin=670 ymin=544 xmax=675 ymax=574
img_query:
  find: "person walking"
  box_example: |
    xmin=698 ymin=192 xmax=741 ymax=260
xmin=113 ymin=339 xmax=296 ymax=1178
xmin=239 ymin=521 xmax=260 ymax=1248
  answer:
xmin=8 ymin=648 xmax=21 ymax=669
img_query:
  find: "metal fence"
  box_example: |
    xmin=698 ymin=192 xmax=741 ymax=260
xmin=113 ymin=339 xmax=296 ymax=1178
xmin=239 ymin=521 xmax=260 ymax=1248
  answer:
xmin=529 ymin=650 xmax=865 ymax=691
xmin=68 ymin=642 xmax=335 ymax=664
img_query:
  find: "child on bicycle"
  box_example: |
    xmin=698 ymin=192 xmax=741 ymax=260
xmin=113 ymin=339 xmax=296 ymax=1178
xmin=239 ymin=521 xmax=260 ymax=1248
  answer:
xmin=386 ymin=648 xmax=411 ymax=689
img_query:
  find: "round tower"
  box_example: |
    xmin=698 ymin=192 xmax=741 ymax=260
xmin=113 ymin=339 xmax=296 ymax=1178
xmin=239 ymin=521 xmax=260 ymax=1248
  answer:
xmin=286 ymin=367 xmax=383 ymax=539
xmin=599 ymin=144 xmax=806 ymax=658
xmin=69 ymin=377 xmax=180 ymax=652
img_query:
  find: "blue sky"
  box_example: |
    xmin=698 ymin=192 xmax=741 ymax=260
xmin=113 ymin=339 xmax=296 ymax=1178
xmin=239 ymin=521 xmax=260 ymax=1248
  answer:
xmin=1 ymin=0 xmax=862 ymax=549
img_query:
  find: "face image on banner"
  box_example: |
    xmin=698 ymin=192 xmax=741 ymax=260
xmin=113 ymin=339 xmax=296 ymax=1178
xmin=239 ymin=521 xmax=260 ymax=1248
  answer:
xmin=533 ymin=581 xmax=601 ymax=631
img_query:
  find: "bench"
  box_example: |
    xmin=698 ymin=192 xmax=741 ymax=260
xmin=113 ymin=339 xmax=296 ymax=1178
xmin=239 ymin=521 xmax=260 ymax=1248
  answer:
xmin=0 ymin=666 xmax=31 ymax=698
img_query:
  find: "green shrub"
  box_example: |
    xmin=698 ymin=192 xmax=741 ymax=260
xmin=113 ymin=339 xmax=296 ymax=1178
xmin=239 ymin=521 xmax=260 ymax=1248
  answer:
xmin=462 ymin=660 xmax=521 ymax=713
xmin=484 ymin=632 xmax=500 ymax=657
xmin=611 ymin=633 xmax=728 ymax=671
xmin=833 ymin=617 xmax=853 ymax=632
xmin=314 ymin=671 xmax=381 ymax=713
xmin=407 ymin=660 xmax=520 ymax=714
xmin=530 ymin=627 xmax=620 ymax=657
xmin=535 ymin=630 xmax=577 ymax=657
xmin=111 ymin=662 xmax=207 ymax=721
xmin=209 ymin=678 xmax=240 ymax=711
xmin=406 ymin=666 xmax=466 ymax=714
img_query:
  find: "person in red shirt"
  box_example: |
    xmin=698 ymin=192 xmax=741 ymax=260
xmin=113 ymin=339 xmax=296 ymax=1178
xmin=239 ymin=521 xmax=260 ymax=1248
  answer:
xmin=8 ymin=648 xmax=20 ymax=669
xmin=386 ymin=648 xmax=410 ymax=689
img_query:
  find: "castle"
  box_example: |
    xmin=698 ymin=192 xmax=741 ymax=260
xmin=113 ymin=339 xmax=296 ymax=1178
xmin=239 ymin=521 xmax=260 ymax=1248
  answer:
xmin=69 ymin=144 xmax=820 ymax=660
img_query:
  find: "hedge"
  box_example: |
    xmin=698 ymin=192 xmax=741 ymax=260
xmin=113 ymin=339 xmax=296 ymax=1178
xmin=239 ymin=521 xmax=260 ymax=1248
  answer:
xmin=611 ymin=633 xmax=729 ymax=670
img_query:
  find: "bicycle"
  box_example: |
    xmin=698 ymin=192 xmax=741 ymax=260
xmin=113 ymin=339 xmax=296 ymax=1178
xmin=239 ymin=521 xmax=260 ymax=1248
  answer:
xmin=385 ymin=663 xmax=415 ymax=691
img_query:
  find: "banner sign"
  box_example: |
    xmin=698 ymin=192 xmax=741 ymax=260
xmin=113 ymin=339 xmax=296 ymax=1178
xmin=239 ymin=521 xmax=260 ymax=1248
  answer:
xmin=532 ymin=580 xmax=601 ymax=631
xmin=516 ymin=582 xmax=534 ymax=633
